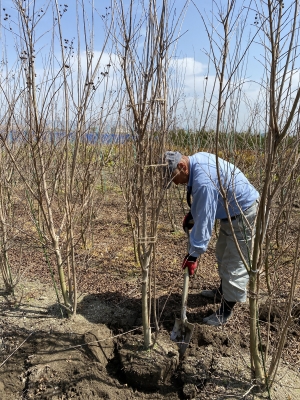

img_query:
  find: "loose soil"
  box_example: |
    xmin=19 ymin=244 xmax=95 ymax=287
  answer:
xmin=1 ymin=191 xmax=300 ymax=399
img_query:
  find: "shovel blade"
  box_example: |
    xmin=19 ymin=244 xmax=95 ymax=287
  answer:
xmin=170 ymin=318 xmax=195 ymax=356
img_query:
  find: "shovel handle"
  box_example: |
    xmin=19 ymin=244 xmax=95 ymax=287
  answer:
xmin=181 ymin=227 xmax=190 ymax=321
xmin=181 ymin=267 xmax=190 ymax=322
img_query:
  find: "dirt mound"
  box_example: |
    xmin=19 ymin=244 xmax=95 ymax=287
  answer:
xmin=1 ymin=281 xmax=300 ymax=399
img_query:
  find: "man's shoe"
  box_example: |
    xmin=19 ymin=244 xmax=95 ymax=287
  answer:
xmin=206 ymin=310 xmax=232 ymax=326
xmin=200 ymin=288 xmax=222 ymax=302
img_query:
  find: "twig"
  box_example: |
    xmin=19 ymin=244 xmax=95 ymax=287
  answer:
xmin=0 ymin=331 xmax=34 ymax=369
xmin=242 ymin=384 xmax=257 ymax=398
xmin=55 ymin=326 xmax=143 ymax=353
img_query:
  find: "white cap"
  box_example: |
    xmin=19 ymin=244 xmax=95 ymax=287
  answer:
xmin=164 ymin=151 xmax=182 ymax=188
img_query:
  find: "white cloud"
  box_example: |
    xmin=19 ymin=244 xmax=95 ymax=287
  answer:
xmin=178 ymin=57 xmax=206 ymax=76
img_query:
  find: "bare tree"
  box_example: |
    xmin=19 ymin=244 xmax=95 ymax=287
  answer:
xmin=250 ymin=0 xmax=300 ymax=385
xmin=192 ymin=0 xmax=300 ymax=387
xmin=0 ymin=125 xmax=18 ymax=293
xmin=0 ymin=0 xmax=117 ymax=314
xmin=113 ymin=0 xmax=186 ymax=348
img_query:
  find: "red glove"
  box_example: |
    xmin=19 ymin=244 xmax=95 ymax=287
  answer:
xmin=182 ymin=211 xmax=194 ymax=231
xmin=182 ymin=254 xmax=197 ymax=276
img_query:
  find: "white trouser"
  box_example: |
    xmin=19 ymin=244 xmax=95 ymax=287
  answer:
xmin=216 ymin=200 xmax=258 ymax=302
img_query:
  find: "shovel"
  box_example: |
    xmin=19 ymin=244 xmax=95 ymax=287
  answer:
xmin=170 ymin=229 xmax=195 ymax=357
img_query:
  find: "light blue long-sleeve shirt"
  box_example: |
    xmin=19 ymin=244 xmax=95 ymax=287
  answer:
xmin=188 ymin=153 xmax=259 ymax=257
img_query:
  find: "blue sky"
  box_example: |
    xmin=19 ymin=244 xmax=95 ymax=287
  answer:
xmin=0 ymin=1 xmax=298 ymax=132
xmin=0 ymin=0 xmax=259 ymax=79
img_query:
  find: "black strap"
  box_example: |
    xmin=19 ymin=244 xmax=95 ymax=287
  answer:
xmin=187 ymin=186 xmax=192 ymax=208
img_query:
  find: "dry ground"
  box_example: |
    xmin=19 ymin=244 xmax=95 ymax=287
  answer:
xmin=0 ymin=188 xmax=300 ymax=399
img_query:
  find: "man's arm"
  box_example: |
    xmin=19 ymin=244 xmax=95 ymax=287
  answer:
xmin=189 ymin=184 xmax=219 ymax=258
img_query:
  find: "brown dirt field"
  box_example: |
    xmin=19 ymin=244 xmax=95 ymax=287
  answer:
xmin=0 ymin=189 xmax=300 ymax=399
